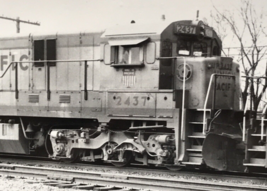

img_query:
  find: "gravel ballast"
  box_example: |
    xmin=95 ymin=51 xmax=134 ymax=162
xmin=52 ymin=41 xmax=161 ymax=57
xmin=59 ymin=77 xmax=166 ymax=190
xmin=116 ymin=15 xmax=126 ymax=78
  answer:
xmin=0 ymin=176 xmax=77 ymax=191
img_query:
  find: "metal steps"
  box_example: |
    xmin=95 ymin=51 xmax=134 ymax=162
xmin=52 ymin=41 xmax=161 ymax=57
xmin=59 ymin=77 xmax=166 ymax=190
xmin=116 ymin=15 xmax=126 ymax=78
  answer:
xmin=244 ymin=158 xmax=266 ymax=167
xmin=188 ymin=122 xmax=204 ymax=125
xmin=251 ymin=134 xmax=266 ymax=137
xmin=186 ymin=148 xmax=202 ymax=152
xmin=182 ymin=157 xmax=202 ymax=165
xmin=247 ymin=146 xmax=266 ymax=152
xmin=188 ymin=133 xmax=205 ymax=139
xmin=244 ymin=120 xmax=267 ymax=167
xmin=182 ymin=110 xmax=208 ymax=166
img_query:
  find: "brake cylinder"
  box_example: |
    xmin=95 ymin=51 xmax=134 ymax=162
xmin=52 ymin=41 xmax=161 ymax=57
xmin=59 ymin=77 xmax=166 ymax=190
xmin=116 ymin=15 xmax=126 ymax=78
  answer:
xmin=50 ymin=130 xmax=64 ymax=138
xmin=155 ymin=135 xmax=170 ymax=143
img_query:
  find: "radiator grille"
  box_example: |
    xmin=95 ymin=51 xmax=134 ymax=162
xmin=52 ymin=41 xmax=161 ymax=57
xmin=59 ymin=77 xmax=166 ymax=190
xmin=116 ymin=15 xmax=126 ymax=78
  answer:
xmin=59 ymin=95 xmax=71 ymax=103
xmin=28 ymin=94 xmax=39 ymax=103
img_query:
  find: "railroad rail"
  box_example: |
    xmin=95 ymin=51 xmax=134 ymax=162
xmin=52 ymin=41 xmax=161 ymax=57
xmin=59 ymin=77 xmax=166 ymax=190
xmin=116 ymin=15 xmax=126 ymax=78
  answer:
xmin=1 ymin=155 xmax=267 ymax=185
xmin=0 ymin=160 xmax=266 ymax=191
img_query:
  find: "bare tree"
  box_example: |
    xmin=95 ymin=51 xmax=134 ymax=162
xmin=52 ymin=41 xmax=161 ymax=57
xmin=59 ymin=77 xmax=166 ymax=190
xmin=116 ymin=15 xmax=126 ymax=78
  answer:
xmin=212 ymin=0 xmax=267 ymax=113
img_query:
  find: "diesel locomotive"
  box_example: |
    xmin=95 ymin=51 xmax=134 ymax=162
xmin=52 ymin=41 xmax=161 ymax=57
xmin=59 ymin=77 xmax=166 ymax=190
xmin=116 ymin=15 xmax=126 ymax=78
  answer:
xmin=0 ymin=19 xmax=264 ymax=172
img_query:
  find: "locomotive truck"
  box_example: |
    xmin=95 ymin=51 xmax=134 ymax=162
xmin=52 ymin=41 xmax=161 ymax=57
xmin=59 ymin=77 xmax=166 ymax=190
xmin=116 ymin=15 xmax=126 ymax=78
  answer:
xmin=0 ymin=19 xmax=264 ymax=172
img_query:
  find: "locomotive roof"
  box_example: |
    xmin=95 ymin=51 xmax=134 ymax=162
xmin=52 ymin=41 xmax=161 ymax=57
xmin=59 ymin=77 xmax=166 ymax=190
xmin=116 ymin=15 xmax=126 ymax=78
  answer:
xmin=102 ymin=21 xmax=170 ymax=37
xmin=101 ymin=20 xmax=221 ymax=45
xmin=0 ymin=20 xmax=221 ymax=47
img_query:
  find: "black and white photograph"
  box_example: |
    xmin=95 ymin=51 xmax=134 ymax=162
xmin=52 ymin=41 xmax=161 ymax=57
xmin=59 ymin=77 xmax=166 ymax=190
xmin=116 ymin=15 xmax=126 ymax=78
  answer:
xmin=0 ymin=0 xmax=266 ymax=190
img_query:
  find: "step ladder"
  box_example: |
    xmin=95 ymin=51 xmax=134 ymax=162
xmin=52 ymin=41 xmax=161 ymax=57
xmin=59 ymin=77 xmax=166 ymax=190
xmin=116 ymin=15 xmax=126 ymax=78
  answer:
xmin=243 ymin=120 xmax=267 ymax=168
xmin=182 ymin=109 xmax=210 ymax=166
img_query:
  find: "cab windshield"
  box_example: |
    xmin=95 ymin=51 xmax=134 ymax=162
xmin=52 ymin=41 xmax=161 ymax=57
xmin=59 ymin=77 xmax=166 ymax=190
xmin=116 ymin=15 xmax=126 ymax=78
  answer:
xmin=177 ymin=39 xmax=207 ymax=57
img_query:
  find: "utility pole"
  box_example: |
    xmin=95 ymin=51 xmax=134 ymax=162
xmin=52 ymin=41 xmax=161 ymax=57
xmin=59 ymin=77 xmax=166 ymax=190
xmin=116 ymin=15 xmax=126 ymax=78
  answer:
xmin=0 ymin=15 xmax=40 ymax=33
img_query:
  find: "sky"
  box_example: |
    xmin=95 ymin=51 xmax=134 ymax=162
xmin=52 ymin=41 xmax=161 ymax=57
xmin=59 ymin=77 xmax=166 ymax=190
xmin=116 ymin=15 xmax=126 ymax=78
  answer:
xmin=0 ymin=0 xmax=243 ymax=35
xmin=0 ymin=0 xmax=266 ymax=47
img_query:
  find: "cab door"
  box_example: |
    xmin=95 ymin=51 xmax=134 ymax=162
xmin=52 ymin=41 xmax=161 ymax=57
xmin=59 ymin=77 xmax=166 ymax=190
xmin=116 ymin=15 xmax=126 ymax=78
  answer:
xmin=159 ymin=39 xmax=173 ymax=89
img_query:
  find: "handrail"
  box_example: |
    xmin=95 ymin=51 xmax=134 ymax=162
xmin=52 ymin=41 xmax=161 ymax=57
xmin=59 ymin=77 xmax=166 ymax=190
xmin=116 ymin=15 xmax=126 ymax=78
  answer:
xmin=0 ymin=62 xmax=19 ymax=98
xmin=156 ymin=56 xmax=187 ymax=140
xmin=0 ymin=62 xmax=16 ymax=78
xmin=0 ymin=59 xmax=103 ymax=78
xmin=202 ymin=73 xmax=235 ymax=134
xmin=242 ymin=84 xmax=251 ymax=142
xmin=156 ymin=56 xmax=186 ymax=162
xmin=156 ymin=56 xmax=178 ymax=60
xmin=242 ymin=96 xmax=250 ymax=141
xmin=241 ymin=76 xmax=267 ymax=141
xmin=15 ymin=59 xmax=104 ymax=63
xmin=180 ymin=57 xmax=186 ymax=141
xmin=0 ymin=59 xmax=103 ymax=100
xmin=261 ymin=104 xmax=267 ymax=140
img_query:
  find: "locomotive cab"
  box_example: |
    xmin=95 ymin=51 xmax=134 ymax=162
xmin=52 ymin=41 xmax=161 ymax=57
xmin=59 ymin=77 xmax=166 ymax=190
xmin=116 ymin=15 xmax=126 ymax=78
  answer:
xmin=159 ymin=20 xmax=222 ymax=90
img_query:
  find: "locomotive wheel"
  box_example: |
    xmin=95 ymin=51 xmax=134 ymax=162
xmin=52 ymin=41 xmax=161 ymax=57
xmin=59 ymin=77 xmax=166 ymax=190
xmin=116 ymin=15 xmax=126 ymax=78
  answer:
xmin=166 ymin=166 xmax=183 ymax=171
xmin=111 ymin=151 xmax=133 ymax=167
xmin=68 ymin=150 xmax=80 ymax=163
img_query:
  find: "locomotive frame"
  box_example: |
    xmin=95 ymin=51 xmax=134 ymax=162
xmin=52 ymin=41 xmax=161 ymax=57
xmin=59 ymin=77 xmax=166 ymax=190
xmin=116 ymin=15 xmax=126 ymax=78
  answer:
xmin=0 ymin=19 xmax=264 ymax=172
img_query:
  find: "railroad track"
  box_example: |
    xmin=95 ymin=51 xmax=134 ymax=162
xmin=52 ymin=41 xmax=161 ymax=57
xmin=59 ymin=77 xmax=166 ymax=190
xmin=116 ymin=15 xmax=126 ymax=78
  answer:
xmin=0 ymin=160 xmax=267 ymax=191
xmin=1 ymin=155 xmax=267 ymax=185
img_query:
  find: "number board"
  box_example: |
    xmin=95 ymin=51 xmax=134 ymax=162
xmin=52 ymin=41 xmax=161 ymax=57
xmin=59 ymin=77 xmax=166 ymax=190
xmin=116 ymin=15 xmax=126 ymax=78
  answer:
xmin=107 ymin=92 xmax=156 ymax=116
xmin=174 ymin=24 xmax=196 ymax=34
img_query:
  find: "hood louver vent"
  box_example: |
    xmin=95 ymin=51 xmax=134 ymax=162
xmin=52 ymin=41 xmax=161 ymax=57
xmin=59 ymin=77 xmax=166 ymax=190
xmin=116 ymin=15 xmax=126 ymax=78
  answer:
xmin=59 ymin=95 xmax=71 ymax=103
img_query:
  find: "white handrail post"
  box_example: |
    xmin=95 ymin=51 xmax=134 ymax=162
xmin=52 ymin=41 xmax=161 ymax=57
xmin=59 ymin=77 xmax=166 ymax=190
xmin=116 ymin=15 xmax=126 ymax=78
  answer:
xmin=202 ymin=74 xmax=235 ymax=135
xmin=261 ymin=104 xmax=267 ymax=141
xmin=180 ymin=57 xmax=186 ymax=141
xmin=242 ymin=99 xmax=249 ymax=142
xmin=203 ymin=74 xmax=215 ymax=134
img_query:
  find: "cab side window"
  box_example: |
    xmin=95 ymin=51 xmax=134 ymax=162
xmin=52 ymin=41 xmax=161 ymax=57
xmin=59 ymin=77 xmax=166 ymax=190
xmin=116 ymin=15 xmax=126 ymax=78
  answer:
xmin=111 ymin=45 xmax=144 ymax=65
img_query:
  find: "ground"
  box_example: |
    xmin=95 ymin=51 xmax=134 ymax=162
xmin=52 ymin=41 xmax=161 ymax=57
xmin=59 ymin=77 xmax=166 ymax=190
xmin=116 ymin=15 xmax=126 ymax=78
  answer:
xmin=0 ymin=176 xmax=77 ymax=191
